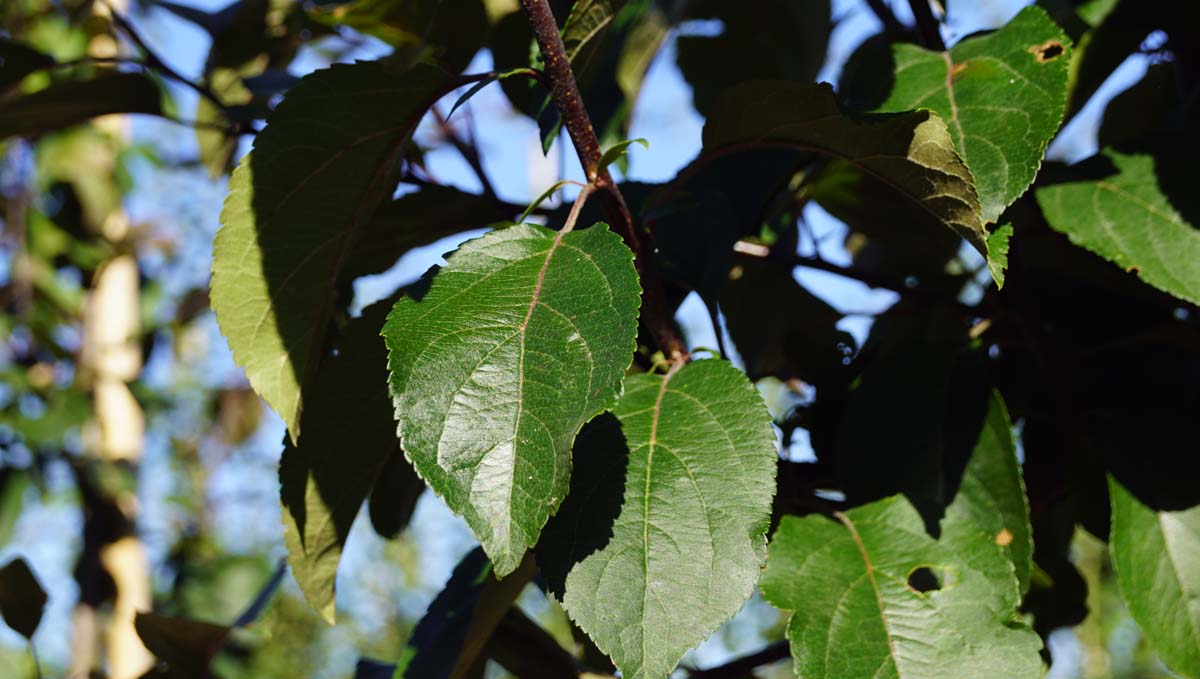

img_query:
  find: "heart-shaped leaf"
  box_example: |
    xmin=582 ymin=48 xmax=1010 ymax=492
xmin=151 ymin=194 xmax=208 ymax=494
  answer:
xmin=538 ymin=359 xmax=777 ymax=679
xmin=384 ymin=222 xmax=640 ymax=576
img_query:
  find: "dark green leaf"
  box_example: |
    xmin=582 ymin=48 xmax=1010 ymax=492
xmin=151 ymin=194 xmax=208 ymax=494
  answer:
xmin=720 ymin=258 xmax=855 ymax=387
xmin=1035 ymin=148 xmax=1200 ymax=305
xmin=280 ymin=302 xmax=408 ymax=623
xmin=676 ymin=0 xmax=831 ymax=117
xmin=0 ymin=71 xmax=163 ymax=140
xmin=345 ymin=185 xmax=512 ymax=285
xmin=942 ymin=392 xmax=1032 ymax=595
xmin=368 ymin=451 xmax=424 ymax=540
xmin=0 ymin=558 xmax=47 ymax=640
xmin=702 ymin=81 xmax=986 ymax=255
xmin=1108 ymin=476 xmax=1200 ymax=678
xmin=384 ymin=222 xmax=640 ymax=576
xmin=762 ymin=497 xmax=1042 ymax=679
xmin=211 ymin=61 xmax=462 ymax=440
xmin=395 ymin=547 xmax=534 ymax=679
xmin=1098 ymin=62 xmax=1177 ymax=148
xmin=134 ymin=612 xmax=230 ymax=676
xmin=872 ymin=5 xmax=1071 ymax=225
xmin=650 ymin=149 xmax=803 ymax=298
xmin=0 ymin=39 xmax=55 ymax=92
xmin=539 ymin=359 xmax=777 ymax=679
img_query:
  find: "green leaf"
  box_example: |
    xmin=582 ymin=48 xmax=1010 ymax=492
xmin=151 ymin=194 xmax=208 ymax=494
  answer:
xmin=384 ymin=222 xmax=640 ymax=576
xmin=538 ymin=359 xmax=777 ymax=679
xmin=762 ymin=497 xmax=1042 ymax=679
xmin=134 ymin=612 xmax=230 ymax=672
xmin=985 ymin=224 xmax=1013 ymax=288
xmin=1035 ymin=148 xmax=1200 ymax=305
xmin=942 ymin=392 xmax=1032 ymax=595
xmin=560 ymin=0 xmax=628 ymax=63
xmin=0 ymin=39 xmax=55 ymax=92
xmin=345 ymin=185 xmax=512 ymax=285
xmin=703 ymin=81 xmax=986 ymax=255
xmin=650 ymin=149 xmax=803 ymax=299
xmin=596 ymin=137 xmax=647 ymax=173
xmin=874 ymin=5 xmax=1071 ymax=224
xmin=719 ymin=258 xmax=855 ymax=388
xmin=211 ymin=61 xmax=462 ymax=440
xmin=1108 ymin=476 xmax=1200 ymax=678
xmin=0 ymin=71 xmax=162 ymax=140
xmin=395 ymin=547 xmax=534 ymax=679
xmin=0 ymin=558 xmax=47 ymax=640
xmin=368 ymin=451 xmax=425 ymax=540
xmin=280 ymin=302 xmax=413 ymax=624
xmin=676 ymin=0 xmax=831 ymax=117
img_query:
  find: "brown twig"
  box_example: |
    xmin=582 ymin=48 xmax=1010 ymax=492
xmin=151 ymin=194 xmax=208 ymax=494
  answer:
xmin=432 ymin=105 xmax=497 ymax=199
xmin=907 ymin=0 xmax=946 ymax=50
xmin=97 ymin=0 xmax=230 ymax=111
xmin=864 ymin=0 xmax=905 ymax=34
xmin=518 ymin=0 xmax=687 ymax=361
xmin=687 ymin=640 xmax=790 ymax=679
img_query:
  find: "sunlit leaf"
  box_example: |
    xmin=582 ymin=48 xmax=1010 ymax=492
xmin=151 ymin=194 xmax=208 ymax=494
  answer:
xmin=539 ymin=359 xmax=777 ymax=679
xmin=384 ymin=222 xmax=640 ymax=576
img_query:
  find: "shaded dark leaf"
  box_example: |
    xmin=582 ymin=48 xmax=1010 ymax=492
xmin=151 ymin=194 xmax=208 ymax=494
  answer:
xmin=0 ymin=71 xmax=163 ymax=140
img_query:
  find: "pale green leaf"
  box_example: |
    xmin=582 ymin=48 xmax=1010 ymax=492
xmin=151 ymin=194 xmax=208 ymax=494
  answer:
xmin=211 ymin=61 xmax=461 ymax=440
xmin=1035 ymin=148 xmax=1200 ymax=305
xmin=538 ymin=359 xmax=777 ymax=679
xmin=942 ymin=392 xmax=1032 ymax=595
xmin=384 ymin=222 xmax=640 ymax=576
xmin=876 ymin=5 xmax=1071 ymax=224
xmin=1109 ymin=476 xmax=1200 ymax=678
xmin=703 ymin=81 xmax=986 ymax=255
xmin=762 ymin=497 xmax=1042 ymax=679
xmin=280 ymin=302 xmax=415 ymax=623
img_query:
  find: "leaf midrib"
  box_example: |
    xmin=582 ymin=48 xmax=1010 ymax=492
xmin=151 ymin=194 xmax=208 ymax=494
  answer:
xmin=835 ymin=511 xmax=900 ymax=676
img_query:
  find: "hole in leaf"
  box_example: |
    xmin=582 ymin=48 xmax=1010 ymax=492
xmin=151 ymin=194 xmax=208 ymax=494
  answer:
xmin=1030 ymin=41 xmax=1064 ymax=62
xmin=907 ymin=566 xmax=942 ymax=594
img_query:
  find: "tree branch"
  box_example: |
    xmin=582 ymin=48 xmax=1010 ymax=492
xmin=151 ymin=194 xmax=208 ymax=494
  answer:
xmin=864 ymin=0 xmax=905 ymax=34
xmin=907 ymin=0 xmax=946 ymax=50
xmin=687 ymin=641 xmax=790 ymax=679
xmin=432 ymin=105 xmax=497 ymax=199
xmin=98 ymin=0 xmax=230 ymax=111
xmin=518 ymin=0 xmax=688 ymax=361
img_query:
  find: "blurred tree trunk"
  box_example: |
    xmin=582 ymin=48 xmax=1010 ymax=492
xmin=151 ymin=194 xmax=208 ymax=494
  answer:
xmin=68 ymin=0 xmax=153 ymax=676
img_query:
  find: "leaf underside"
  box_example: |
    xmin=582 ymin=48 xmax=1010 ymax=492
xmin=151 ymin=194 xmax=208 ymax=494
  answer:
xmin=877 ymin=5 xmax=1071 ymax=225
xmin=702 ymin=80 xmax=986 ymax=255
xmin=384 ymin=222 xmax=640 ymax=577
xmin=211 ymin=61 xmax=460 ymax=440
